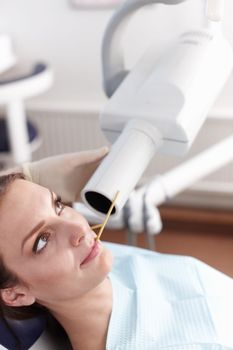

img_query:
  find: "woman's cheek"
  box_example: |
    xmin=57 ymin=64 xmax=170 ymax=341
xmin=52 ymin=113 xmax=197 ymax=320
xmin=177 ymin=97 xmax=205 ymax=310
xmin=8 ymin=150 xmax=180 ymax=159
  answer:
xmin=31 ymin=255 xmax=73 ymax=285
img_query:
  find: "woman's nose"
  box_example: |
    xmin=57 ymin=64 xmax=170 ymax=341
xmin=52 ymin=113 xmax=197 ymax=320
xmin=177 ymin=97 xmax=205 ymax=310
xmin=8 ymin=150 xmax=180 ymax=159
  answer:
xmin=65 ymin=220 xmax=88 ymax=247
xmin=53 ymin=214 xmax=89 ymax=247
xmin=70 ymin=231 xmax=84 ymax=247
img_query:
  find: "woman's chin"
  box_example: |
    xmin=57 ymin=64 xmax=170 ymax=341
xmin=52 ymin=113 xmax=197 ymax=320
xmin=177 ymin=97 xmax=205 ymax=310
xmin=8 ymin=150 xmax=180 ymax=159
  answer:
xmin=100 ymin=247 xmax=114 ymax=274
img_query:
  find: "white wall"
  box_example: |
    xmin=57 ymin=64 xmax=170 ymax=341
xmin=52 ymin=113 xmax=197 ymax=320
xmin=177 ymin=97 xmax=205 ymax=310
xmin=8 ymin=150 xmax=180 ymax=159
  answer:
xmin=0 ymin=0 xmax=233 ymax=114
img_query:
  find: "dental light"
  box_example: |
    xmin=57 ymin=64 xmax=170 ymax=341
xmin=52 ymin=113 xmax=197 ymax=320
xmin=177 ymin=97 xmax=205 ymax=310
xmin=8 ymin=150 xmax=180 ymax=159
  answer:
xmin=81 ymin=0 xmax=233 ymax=216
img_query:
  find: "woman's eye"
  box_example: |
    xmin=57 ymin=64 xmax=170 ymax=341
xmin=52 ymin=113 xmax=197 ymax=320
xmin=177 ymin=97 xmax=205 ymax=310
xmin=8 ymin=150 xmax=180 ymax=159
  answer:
xmin=33 ymin=233 xmax=50 ymax=254
xmin=55 ymin=196 xmax=65 ymax=215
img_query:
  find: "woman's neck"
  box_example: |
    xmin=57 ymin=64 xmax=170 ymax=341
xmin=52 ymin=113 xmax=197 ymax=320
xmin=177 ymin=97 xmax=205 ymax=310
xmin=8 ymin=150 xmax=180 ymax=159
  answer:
xmin=47 ymin=277 xmax=112 ymax=350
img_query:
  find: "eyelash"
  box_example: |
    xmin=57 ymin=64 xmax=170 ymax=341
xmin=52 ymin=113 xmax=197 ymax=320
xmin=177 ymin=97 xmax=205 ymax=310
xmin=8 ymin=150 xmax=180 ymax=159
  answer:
xmin=32 ymin=196 xmax=65 ymax=254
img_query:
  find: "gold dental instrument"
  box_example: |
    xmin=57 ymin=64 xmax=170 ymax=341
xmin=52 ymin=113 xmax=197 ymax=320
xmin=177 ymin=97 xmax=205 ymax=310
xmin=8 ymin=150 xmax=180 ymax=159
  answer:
xmin=90 ymin=224 xmax=103 ymax=230
xmin=92 ymin=191 xmax=120 ymax=241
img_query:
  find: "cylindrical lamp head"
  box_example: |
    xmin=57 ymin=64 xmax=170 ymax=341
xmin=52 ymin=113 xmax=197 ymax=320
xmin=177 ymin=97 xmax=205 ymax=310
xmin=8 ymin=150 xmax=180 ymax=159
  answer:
xmin=81 ymin=119 xmax=162 ymax=217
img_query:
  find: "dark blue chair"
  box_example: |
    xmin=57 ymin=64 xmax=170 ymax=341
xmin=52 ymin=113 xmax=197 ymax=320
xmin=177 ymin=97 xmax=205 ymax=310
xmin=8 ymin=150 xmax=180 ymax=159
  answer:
xmin=0 ymin=118 xmax=39 ymax=154
xmin=0 ymin=117 xmax=40 ymax=171
xmin=0 ymin=313 xmax=71 ymax=350
xmin=0 ymin=61 xmax=52 ymax=166
xmin=0 ymin=314 xmax=46 ymax=350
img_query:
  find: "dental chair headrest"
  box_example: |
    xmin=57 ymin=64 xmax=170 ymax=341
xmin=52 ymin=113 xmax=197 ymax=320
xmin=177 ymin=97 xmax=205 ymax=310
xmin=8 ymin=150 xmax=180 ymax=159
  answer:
xmin=0 ymin=313 xmax=46 ymax=350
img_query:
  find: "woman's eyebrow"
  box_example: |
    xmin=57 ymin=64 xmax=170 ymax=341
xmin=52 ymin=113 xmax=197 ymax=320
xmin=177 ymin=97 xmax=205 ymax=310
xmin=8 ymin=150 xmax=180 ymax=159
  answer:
xmin=50 ymin=190 xmax=57 ymax=210
xmin=21 ymin=189 xmax=54 ymax=251
xmin=21 ymin=220 xmax=45 ymax=252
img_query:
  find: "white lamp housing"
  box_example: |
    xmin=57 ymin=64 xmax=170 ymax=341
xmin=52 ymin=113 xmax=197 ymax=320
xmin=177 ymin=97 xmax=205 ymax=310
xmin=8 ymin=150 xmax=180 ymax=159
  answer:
xmin=100 ymin=29 xmax=233 ymax=155
xmin=81 ymin=0 xmax=233 ymax=216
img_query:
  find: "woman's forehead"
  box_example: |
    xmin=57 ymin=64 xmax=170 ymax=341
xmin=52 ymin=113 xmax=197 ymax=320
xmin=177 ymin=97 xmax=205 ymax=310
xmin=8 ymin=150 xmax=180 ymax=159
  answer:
xmin=0 ymin=180 xmax=50 ymax=242
xmin=3 ymin=179 xmax=48 ymax=206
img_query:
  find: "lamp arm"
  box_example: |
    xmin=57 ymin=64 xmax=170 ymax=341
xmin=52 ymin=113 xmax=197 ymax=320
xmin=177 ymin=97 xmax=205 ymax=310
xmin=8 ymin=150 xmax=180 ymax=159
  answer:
xmin=144 ymin=134 xmax=233 ymax=207
xmin=102 ymin=0 xmax=225 ymax=98
xmin=102 ymin=0 xmax=187 ymax=98
xmin=206 ymin=0 xmax=224 ymax=22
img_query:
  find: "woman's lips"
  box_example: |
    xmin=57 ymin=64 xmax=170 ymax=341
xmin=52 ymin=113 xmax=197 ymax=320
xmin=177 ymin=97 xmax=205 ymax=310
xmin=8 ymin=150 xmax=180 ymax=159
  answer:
xmin=80 ymin=241 xmax=100 ymax=266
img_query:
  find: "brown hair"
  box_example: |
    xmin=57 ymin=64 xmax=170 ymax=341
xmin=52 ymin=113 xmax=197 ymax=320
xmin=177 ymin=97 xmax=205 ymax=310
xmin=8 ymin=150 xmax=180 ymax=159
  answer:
xmin=0 ymin=173 xmax=45 ymax=320
xmin=0 ymin=174 xmax=71 ymax=350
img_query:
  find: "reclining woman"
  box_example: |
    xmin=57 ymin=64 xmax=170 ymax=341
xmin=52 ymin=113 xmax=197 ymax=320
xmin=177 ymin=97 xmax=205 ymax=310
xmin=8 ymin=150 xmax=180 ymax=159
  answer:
xmin=1 ymin=173 xmax=233 ymax=350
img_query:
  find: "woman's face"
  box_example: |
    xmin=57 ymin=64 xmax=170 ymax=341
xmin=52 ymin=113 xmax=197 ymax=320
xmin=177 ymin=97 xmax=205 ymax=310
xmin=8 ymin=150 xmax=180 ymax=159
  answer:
xmin=0 ymin=179 xmax=113 ymax=307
